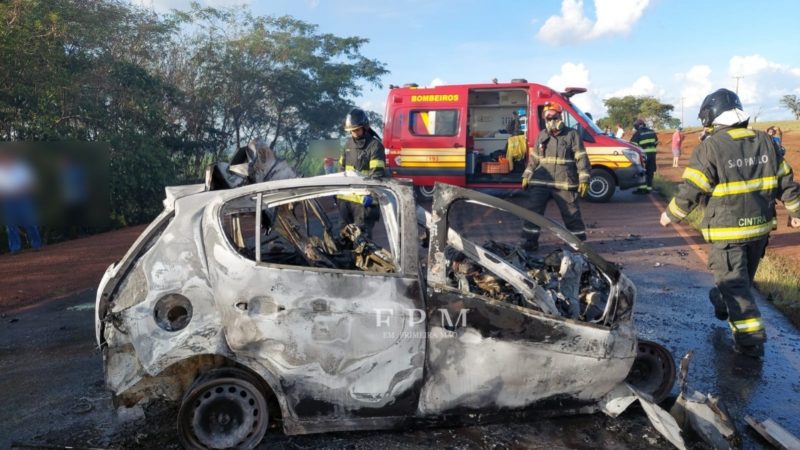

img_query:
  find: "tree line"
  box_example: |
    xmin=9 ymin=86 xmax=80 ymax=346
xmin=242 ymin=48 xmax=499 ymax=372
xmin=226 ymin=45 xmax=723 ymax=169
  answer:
xmin=0 ymin=0 xmax=387 ymax=227
xmin=596 ymin=96 xmax=679 ymax=131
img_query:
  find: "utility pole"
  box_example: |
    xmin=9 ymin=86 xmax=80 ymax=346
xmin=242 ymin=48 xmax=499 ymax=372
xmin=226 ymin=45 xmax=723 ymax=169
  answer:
xmin=732 ymin=75 xmax=743 ymax=95
xmin=680 ymin=97 xmax=685 ymax=126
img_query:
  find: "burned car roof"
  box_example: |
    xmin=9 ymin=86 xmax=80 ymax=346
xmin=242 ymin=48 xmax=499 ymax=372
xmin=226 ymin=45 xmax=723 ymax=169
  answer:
xmin=96 ymin=174 xmax=679 ymax=449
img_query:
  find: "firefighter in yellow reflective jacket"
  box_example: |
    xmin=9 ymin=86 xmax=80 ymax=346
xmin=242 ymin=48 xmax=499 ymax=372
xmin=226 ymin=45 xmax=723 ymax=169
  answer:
xmin=660 ymin=88 xmax=800 ymax=357
xmin=520 ymin=102 xmax=591 ymax=251
xmin=630 ymin=118 xmax=659 ymax=193
xmin=338 ymin=107 xmax=386 ymax=238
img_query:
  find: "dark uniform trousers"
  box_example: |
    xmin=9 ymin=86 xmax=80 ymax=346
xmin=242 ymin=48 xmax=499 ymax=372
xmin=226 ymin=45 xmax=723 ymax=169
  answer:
xmin=644 ymin=151 xmax=657 ymax=188
xmin=521 ymin=187 xmax=587 ymax=245
xmin=708 ymin=237 xmax=768 ymax=346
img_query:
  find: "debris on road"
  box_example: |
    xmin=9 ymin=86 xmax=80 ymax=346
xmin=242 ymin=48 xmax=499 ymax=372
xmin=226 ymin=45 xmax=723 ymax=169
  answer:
xmin=670 ymin=352 xmax=741 ymax=450
xmin=745 ymin=415 xmax=800 ymax=450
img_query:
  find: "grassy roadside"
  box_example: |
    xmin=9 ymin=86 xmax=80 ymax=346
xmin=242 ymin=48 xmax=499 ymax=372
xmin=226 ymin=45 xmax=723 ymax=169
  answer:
xmin=652 ymin=174 xmax=800 ymax=328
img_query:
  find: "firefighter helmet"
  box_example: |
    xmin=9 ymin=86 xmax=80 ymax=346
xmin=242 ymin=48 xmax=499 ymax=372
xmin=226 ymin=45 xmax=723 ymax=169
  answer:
xmin=633 ymin=119 xmax=646 ymax=130
xmin=698 ymin=88 xmax=747 ymax=127
xmin=344 ymin=108 xmax=369 ymax=131
xmin=543 ymin=102 xmax=563 ymax=115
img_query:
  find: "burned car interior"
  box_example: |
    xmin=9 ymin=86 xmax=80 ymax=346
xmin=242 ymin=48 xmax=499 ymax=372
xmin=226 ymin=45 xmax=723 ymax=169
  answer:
xmin=221 ymin=186 xmax=400 ymax=273
xmin=96 ymin=176 xmax=683 ymax=450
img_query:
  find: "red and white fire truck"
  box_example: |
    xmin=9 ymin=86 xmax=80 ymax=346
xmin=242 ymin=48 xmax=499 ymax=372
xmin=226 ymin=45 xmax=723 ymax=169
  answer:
xmin=382 ymin=80 xmax=646 ymax=202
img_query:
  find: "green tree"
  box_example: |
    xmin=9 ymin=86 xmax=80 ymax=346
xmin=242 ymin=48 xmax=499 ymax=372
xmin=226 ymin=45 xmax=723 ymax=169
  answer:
xmin=780 ymin=95 xmax=800 ymax=120
xmin=160 ymin=7 xmax=388 ymax=176
xmin=603 ymin=95 xmax=675 ymax=130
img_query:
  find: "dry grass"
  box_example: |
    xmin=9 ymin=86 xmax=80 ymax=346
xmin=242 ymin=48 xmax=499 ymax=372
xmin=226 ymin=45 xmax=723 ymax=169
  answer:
xmin=754 ymin=253 xmax=800 ymax=328
xmin=652 ymin=174 xmax=800 ymax=327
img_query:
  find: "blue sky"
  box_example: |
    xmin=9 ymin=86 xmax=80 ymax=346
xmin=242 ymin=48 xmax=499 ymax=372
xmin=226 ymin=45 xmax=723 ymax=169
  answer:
xmin=135 ymin=0 xmax=800 ymax=125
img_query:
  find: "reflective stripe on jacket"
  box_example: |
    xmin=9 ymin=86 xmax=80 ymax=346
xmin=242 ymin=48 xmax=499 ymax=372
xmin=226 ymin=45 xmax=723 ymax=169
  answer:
xmin=338 ymin=131 xmax=386 ymax=204
xmin=666 ymin=126 xmax=800 ymax=243
xmin=631 ymin=127 xmax=659 ymax=153
xmin=522 ymin=127 xmax=590 ymax=191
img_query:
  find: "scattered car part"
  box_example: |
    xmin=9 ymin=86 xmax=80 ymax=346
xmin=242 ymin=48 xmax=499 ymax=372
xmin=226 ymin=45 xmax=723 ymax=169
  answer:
xmin=745 ymin=415 xmax=800 ymax=450
xmin=670 ymin=351 xmax=741 ymax=450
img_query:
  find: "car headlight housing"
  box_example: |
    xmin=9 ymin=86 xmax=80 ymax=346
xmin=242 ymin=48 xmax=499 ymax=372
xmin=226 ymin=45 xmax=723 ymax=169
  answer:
xmin=623 ymin=149 xmax=643 ymax=167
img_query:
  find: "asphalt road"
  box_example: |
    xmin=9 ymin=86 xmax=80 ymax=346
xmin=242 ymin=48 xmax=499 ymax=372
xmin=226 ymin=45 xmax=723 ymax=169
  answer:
xmin=1 ymin=190 xmax=798 ymax=449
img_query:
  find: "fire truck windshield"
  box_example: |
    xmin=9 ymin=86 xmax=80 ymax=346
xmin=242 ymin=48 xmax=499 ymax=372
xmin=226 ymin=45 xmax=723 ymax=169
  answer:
xmin=570 ymin=101 xmax=606 ymax=135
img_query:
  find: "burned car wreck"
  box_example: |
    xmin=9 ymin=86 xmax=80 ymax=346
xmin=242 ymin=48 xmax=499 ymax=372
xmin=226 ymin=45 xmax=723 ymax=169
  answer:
xmin=96 ymin=175 xmax=679 ymax=449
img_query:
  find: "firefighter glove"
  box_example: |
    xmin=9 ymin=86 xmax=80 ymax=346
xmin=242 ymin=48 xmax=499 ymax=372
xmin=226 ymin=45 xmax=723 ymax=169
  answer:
xmin=521 ymin=177 xmax=529 ymax=190
xmin=660 ymin=211 xmax=672 ymax=227
xmin=578 ymin=182 xmax=588 ymax=197
xmin=362 ymin=195 xmax=373 ymax=207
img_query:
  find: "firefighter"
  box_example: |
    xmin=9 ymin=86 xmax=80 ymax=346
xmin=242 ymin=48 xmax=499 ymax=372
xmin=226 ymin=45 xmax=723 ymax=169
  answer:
xmin=630 ymin=118 xmax=659 ymax=193
xmin=519 ymin=101 xmax=590 ymax=251
xmin=660 ymin=88 xmax=800 ymax=357
xmin=337 ymin=107 xmax=386 ymax=238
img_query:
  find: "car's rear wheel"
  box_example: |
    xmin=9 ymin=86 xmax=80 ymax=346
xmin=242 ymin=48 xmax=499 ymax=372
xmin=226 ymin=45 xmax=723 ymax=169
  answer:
xmin=586 ymin=168 xmax=616 ymax=203
xmin=178 ymin=368 xmax=269 ymax=450
xmin=625 ymin=340 xmax=676 ymax=404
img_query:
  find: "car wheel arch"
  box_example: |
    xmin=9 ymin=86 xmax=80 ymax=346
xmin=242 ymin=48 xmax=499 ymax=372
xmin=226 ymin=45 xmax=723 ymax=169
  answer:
xmin=157 ymin=354 xmax=289 ymax=429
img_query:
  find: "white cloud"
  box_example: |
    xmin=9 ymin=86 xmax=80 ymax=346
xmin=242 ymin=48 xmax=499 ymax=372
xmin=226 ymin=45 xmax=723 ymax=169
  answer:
xmin=546 ymin=62 xmax=598 ymax=114
xmin=428 ymin=78 xmax=445 ymax=87
xmin=606 ymin=76 xmax=656 ymax=98
xmin=727 ymin=54 xmax=800 ymax=106
xmin=537 ymin=0 xmax=650 ymax=46
xmin=671 ymin=65 xmax=713 ymax=124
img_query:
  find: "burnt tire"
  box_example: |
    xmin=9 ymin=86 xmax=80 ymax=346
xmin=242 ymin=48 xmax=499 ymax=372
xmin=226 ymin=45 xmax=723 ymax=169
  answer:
xmin=625 ymin=340 xmax=676 ymax=404
xmin=586 ymin=168 xmax=616 ymax=203
xmin=178 ymin=368 xmax=269 ymax=449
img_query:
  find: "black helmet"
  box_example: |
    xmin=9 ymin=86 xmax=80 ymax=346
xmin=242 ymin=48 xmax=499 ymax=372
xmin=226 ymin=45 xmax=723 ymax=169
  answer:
xmin=344 ymin=108 xmax=369 ymax=131
xmin=633 ymin=119 xmax=646 ymax=130
xmin=698 ymin=88 xmax=743 ymax=127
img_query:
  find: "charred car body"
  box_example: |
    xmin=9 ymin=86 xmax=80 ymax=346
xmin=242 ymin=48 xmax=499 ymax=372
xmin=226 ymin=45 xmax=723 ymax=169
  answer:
xmin=96 ymin=174 xmax=675 ymax=449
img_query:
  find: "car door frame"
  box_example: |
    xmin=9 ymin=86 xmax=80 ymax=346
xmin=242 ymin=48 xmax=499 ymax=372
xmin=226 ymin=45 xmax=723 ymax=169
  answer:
xmin=206 ymin=178 xmax=428 ymax=435
xmin=418 ymin=182 xmax=637 ymax=416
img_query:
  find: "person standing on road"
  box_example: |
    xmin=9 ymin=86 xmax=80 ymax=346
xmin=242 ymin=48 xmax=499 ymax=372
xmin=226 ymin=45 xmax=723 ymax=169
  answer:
xmin=671 ymin=126 xmax=684 ymax=168
xmin=615 ymin=123 xmax=625 ymax=139
xmin=630 ymin=119 xmax=659 ymax=193
xmin=766 ymin=126 xmax=785 ymax=156
xmin=338 ymin=107 xmax=386 ymax=238
xmin=660 ymin=88 xmax=800 ymax=357
xmin=519 ymin=101 xmax=590 ymax=251
xmin=0 ymin=151 xmax=42 ymax=254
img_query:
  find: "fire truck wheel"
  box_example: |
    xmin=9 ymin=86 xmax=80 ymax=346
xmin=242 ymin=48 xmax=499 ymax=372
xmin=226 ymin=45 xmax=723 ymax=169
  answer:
xmin=586 ymin=168 xmax=616 ymax=203
xmin=415 ymin=186 xmax=435 ymax=201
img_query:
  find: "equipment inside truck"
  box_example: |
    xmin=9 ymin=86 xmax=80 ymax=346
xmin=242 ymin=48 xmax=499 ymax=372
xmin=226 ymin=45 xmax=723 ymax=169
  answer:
xmin=466 ymin=88 xmax=529 ymax=184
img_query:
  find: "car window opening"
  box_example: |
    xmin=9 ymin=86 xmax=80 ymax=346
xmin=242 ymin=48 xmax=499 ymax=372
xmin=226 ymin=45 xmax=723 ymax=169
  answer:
xmin=221 ymin=189 xmax=399 ymax=273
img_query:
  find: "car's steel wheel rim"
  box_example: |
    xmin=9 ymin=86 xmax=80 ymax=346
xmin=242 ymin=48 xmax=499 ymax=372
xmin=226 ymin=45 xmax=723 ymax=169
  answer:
xmin=625 ymin=340 xmax=676 ymax=404
xmin=179 ymin=377 xmax=268 ymax=450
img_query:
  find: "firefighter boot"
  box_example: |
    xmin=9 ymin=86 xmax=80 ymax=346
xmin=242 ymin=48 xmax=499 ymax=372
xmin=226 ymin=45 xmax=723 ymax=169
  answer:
xmin=731 ymin=321 xmax=766 ymax=358
xmin=733 ymin=342 xmax=764 ymax=358
xmin=708 ymin=286 xmax=728 ymax=321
